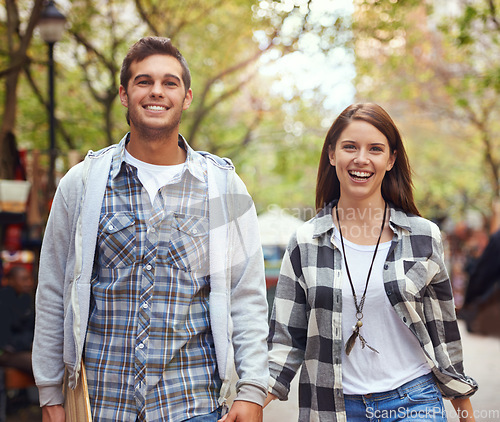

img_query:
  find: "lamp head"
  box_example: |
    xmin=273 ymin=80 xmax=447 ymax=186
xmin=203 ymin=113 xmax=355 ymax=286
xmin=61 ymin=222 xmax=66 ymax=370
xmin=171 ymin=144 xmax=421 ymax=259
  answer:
xmin=38 ymin=0 xmax=66 ymax=43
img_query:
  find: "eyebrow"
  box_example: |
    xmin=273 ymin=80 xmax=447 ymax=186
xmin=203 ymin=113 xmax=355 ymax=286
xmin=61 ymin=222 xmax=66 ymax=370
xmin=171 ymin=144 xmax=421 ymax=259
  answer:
xmin=341 ymin=139 xmax=386 ymax=145
xmin=133 ymin=73 xmax=182 ymax=83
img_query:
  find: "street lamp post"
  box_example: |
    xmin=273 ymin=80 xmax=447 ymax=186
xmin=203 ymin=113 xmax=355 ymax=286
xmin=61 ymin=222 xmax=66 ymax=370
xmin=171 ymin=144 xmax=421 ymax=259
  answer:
xmin=38 ymin=0 xmax=66 ymax=202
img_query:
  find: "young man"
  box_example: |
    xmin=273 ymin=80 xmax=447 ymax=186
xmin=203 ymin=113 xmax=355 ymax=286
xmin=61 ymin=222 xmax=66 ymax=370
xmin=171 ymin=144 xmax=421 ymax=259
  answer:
xmin=32 ymin=37 xmax=269 ymax=422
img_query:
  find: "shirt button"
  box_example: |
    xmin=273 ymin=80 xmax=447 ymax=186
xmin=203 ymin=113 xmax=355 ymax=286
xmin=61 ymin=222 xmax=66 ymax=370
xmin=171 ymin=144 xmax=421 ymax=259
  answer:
xmin=384 ymin=264 xmax=389 ymax=270
xmin=403 ymin=317 xmax=407 ymax=323
xmin=138 ymin=344 xmax=144 ymax=349
xmin=142 ymin=303 xmax=149 ymax=309
xmin=150 ymin=227 xmax=156 ymax=233
xmin=387 ymin=291 xmax=392 ymax=296
xmin=192 ymin=228 xmax=198 ymax=234
xmin=145 ymin=264 xmax=152 ymax=271
xmin=108 ymin=224 xmax=114 ymax=231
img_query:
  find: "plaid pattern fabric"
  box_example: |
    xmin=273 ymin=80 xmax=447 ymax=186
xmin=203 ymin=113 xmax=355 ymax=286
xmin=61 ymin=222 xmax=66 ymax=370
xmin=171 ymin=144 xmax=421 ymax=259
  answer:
xmin=268 ymin=200 xmax=477 ymax=422
xmin=84 ymin=137 xmax=221 ymax=422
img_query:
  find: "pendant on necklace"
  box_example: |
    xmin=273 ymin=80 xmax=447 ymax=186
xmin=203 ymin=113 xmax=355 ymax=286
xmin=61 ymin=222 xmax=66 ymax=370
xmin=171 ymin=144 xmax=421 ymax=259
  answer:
xmin=337 ymin=202 xmax=387 ymax=356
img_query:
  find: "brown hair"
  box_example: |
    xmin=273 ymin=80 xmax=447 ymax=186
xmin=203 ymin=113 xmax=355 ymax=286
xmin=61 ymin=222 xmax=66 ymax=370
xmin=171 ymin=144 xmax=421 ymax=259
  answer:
xmin=315 ymin=103 xmax=420 ymax=216
xmin=120 ymin=36 xmax=191 ymax=93
xmin=120 ymin=37 xmax=191 ymax=126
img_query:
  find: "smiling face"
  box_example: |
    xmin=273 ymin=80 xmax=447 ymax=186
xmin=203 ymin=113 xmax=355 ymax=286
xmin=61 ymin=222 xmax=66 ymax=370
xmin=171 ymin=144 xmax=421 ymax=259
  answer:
xmin=328 ymin=120 xmax=396 ymax=205
xmin=119 ymin=54 xmax=192 ymax=140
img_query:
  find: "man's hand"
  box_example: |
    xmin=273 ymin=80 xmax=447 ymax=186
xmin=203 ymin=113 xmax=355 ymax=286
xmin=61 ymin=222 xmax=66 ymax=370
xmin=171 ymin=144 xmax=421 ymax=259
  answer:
xmin=218 ymin=400 xmax=262 ymax=422
xmin=42 ymin=404 xmax=66 ymax=422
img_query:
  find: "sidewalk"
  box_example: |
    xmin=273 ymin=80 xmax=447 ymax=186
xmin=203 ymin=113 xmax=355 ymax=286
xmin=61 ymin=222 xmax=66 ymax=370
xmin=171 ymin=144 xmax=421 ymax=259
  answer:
xmin=263 ymin=320 xmax=500 ymax=421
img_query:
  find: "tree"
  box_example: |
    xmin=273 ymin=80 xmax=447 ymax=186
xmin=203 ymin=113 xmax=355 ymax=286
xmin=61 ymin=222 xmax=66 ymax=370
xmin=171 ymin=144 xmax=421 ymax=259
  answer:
xmin=352 ymin=0 xmax=500 ymax=222
xmin=0 ymin=0 xmax=44 ymax=180
xmin=2 ymin=0 xmax=352 ymax=216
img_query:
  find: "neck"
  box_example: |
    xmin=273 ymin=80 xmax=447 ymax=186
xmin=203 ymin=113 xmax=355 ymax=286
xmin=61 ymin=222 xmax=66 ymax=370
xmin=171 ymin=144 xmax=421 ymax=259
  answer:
xmin=334 ymin=196 xmax=390 ymax=245
xmin=126 ymin=130 xmax=186 ymax=165
xmin=336 ymin=196 xmax=386 ymax=223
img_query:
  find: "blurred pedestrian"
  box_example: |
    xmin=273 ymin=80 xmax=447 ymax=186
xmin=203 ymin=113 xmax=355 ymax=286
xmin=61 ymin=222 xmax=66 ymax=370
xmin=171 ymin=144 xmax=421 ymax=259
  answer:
xmin=265 ymin=103 xmax=477 ymax=421
xmin=464 ymin=228 xmax=500 ymax=305
xmin=462 ymin=228 xmax=500 ymax=336
xmin=0 ymin=265 xmax=35 ymax=375
xmin=32 ymin=37 xmax=268 ymax=422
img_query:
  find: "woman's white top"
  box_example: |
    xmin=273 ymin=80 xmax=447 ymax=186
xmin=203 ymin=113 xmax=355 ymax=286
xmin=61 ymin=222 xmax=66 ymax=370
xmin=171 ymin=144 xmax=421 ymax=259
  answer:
xmin=124 ymin=149 xmax=185 ymax=204
xmin=335 ymin=232 xmax=430 ymax=395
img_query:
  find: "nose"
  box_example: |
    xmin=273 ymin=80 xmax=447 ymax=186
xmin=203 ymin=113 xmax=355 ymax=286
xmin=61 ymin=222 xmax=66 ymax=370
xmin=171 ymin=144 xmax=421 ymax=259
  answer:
xmin=150 ymin=81 xmax=165 ymax=97
xmin=353 ymin=149 xmax=370 ymax=164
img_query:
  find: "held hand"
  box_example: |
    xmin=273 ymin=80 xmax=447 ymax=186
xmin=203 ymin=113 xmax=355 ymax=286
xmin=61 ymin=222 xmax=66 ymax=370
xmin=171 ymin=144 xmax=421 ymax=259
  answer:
xmin=42 ymin=404 xmax=66 ymax=422
xmin=218 ymin=400 xmax=262 ymax=422
xmin=263 ymin=392 xmax=277 ymax=408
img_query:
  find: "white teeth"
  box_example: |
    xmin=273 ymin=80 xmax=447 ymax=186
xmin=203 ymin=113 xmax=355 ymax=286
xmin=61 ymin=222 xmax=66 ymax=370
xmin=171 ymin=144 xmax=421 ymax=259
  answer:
xmin=350 ymin=171 xmax=372 ymax=178
xmin=145 ymin=105 xmax=166 ymax=111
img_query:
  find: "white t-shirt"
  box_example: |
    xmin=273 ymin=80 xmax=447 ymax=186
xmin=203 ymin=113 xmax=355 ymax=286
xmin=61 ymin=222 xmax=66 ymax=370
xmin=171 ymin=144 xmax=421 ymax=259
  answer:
xmin=336 ymin=232 xmax=430 ymax=395
xmin=124 ymin=149 xmax=185 ymax=204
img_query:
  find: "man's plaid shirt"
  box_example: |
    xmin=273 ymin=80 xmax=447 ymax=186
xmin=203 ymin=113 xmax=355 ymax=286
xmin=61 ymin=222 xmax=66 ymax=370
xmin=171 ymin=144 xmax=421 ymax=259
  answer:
xmin=85 ymin=137 xmax=220 ymax=422
xmin=268 ymin=201 xmax=477 ymax=422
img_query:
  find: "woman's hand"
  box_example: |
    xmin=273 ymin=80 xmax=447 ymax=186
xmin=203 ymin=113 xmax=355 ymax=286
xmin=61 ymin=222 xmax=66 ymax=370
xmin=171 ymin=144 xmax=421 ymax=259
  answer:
xmin=451 ymin=397 xmax=475 ymax=422
xmin=263 ymin=392 xmax=277 ymax=408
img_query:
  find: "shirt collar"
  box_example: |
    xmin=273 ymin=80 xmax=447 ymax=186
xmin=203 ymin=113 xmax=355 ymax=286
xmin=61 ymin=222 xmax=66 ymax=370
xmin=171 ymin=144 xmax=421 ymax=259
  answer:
xmin=110 ymin=133 xmax=205 ymax=183
xmin=312 ymin=199 xmax=413 ymax=239
xmin=388 ymin=206 xmax=412 ymax=233
xmin=312 ymin=200 xmax=336 ymax=239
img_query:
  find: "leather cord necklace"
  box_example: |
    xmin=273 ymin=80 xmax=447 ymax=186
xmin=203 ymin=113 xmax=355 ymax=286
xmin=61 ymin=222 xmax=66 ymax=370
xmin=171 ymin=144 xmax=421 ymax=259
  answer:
xmin=336 ymin=202 xmax=387 ymax=355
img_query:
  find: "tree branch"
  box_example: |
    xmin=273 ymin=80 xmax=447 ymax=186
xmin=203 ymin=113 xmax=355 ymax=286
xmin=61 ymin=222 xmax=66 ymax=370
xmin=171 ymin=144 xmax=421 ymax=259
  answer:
xmin=488 ymin=0 xmax=500 ymax=31
xmin=23 ymin=62 xmax=75 ymax=149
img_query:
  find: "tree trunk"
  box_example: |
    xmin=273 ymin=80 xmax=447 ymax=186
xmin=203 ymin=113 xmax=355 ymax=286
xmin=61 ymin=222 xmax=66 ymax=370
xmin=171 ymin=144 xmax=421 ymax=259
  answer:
xmin=0 ymin=0 xmax=45 ymax=179
xmin=0 ymin=71 xmax=21 ymax=179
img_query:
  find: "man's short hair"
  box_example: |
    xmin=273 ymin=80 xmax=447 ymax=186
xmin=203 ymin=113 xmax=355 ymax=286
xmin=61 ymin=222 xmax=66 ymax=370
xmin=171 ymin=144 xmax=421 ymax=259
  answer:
xmin=120 ymin=36 xmax=191 ymax=93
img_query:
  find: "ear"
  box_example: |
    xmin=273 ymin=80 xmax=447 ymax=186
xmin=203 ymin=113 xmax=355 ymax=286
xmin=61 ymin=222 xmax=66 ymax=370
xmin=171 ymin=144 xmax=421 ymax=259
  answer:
xmin=183 ymin=88 xmax=193 ymax=110
xmin=119 ymin=85 xmax=128 ymax=108
xmin=387 ymin=150 xmax=397 ymax=171
xmin=328 ymin=145 xmax=335 ymax=166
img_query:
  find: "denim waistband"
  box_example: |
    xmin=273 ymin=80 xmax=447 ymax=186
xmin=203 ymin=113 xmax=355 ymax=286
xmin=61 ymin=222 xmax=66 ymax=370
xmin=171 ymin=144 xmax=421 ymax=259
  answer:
xmin=344 ymin=373 xmax=435 ymax=401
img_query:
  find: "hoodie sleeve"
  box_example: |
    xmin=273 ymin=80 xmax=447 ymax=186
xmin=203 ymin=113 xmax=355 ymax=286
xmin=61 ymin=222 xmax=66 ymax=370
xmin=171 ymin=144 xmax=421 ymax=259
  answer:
xmin=227 ymin=172 xmax=269 ymax=406
xmin=32 ymin=164 xmax=83 ymax=407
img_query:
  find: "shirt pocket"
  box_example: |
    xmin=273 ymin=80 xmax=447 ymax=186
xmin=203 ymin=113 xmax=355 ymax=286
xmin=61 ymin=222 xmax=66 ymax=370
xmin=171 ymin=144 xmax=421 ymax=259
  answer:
xmin=165 ymin=213 xmax=209 ymax=273
xmin=401 ymin=259 xmax=439 ymax=300
xmin=98 ymin=212 xmax=136 ymax=268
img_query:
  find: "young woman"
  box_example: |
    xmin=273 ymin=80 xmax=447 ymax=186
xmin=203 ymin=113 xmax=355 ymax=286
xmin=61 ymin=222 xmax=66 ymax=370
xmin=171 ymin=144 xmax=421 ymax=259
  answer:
xmin=265 ymin=103 xmax=477 ymax=421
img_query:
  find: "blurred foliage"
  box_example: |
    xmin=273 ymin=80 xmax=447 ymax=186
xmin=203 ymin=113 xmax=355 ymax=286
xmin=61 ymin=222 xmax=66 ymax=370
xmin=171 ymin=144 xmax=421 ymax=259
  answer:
xmin=0 ymin=0 xmax=351 ymax=215
xmin=352 ymin=0 xmax=500 ymax=224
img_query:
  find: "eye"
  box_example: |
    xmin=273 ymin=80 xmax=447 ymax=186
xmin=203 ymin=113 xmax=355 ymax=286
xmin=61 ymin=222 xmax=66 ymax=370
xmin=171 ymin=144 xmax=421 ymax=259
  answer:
xmin=343 ymin=144 xmax=356 ymax=150
xmin=371 ymin=146 xmax=384 ymax=152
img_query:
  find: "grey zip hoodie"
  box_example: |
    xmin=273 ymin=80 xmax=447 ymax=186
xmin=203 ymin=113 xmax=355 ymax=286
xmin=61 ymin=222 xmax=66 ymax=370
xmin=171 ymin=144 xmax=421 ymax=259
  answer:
xmin=32 ymin=135 xmax=269 ymax=409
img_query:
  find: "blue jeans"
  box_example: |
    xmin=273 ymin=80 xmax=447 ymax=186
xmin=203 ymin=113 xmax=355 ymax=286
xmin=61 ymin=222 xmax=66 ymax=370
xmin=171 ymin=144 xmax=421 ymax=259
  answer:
xmin=344 ymin=373 xmax=446 ymax=421
xmin=183 ymin=407 xmax=224 ymax=421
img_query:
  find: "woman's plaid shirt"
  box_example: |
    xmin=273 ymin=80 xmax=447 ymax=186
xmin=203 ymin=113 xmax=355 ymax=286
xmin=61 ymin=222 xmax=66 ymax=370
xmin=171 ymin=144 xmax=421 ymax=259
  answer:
xmin=268 ymin=201 xmax=477 ymax=422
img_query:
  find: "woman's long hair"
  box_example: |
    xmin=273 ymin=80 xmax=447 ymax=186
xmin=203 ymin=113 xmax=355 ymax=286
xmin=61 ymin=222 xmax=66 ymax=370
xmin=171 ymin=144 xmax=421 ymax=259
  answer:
xmin=315 ymin=103 xmax=420 ymax=216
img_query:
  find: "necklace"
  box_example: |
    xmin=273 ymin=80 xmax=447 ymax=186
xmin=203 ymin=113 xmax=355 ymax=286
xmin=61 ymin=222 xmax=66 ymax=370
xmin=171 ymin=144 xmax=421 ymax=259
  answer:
xmin=336 ymin=202 xmax=387 ymax=355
